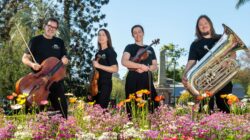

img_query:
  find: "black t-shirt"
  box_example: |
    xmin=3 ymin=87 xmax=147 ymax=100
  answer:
xmin=123 ymin=43 xmax=157 ymax=66
xmin=26 ymin=35 xmax=66 ymax=64
xmin=96 ymin=47 xmax=118 ymax=80
xmin=188 ymin=35 xmax=221 ymax=61
xmin=188 ymin=35 xmax=232 ymax=93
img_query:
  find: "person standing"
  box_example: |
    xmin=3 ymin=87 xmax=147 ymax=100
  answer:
xmin=182 ymin=15 xmax=234 ymax=113
xmin=22 ymin=18 xmax=69 ymax=118
xmin=121 ymin=25 xmax=159 ymax=115
xmin=92 ymin=29 xmax=118 ymax=108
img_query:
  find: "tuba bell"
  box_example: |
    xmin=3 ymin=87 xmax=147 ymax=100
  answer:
xmin=186 ymin=24 xmax=248 ymax=96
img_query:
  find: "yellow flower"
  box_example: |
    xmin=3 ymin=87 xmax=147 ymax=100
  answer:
xmin=17 ymin=98 xmax=26 ymax=105
xmin=129 ymin=94 xmax=136 ymax=99
xmin=220 ymin=94 xmax=228 ymax=98
xmin=69 ymin=97 xmax=77 ymax=103
xmin=136 ymin=91 xmax=143 ymax=98
xmin=18 ymin=94 xmax=26 ymax=99
xmin=88 ymin=101 xmax=95 ymax=105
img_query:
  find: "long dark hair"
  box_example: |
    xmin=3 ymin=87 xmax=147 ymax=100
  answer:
xmin=97 ymin=29 xmax=113 ymax=50
xmin=195 ymin=15 xmax=219 ymax=40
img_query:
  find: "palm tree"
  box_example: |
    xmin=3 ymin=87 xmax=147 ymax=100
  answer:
xmin=236 ymin=0 xmax=250 ymax=9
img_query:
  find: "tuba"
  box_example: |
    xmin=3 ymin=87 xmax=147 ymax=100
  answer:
xmin=186 ymin=24 xmax=248 ymax=96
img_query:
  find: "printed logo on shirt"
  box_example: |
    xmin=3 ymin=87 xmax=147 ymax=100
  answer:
xmin=52 ymin=44 xmax=60 ymax=50
xmin=101 ymin=54 xmax=106 ymax=59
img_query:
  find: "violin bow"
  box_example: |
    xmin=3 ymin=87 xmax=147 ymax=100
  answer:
xmin=15 ymin=23 xmax=37 ymax=64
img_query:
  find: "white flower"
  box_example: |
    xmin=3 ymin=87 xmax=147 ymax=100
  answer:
xmin=82 ymin=115 xmax=91 ymax=121
xmin=241 ymin=98 xmax=248 ymax=103
xmin=10 ymin=104 xmax=22 ymax=110
xmin=65 ymin=92 xmax=74 ymax=96
xmin=187 ymin=102 xmax=195 ymax=106
xmin=98 ymin=132 xmax=118 ymax=140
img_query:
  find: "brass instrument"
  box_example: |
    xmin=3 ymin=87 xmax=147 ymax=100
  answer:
xmin=186 ymin=24 xmax=248 ymax=96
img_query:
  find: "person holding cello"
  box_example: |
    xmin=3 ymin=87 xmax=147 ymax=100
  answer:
xmin=121 ymin=25 xmax=159 ymax=116
xmin=22 ymin=18 xmax=69 ymax=118
xmin=91 ymin=29 xmax=118 ymax=108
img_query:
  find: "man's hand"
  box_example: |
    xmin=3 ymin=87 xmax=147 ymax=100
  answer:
xmin=182 ymin=75 xmax=188 ymax=88
xmin=32 ymin=63 xmax=42 ymax=71
xmin=61 ymin=56 xmax=69 ymax=65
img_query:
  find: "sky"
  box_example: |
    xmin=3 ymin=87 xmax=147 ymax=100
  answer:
xmin=93 ymin=0 xmax=250 ymax=78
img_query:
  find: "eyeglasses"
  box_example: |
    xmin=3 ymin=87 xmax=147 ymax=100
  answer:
xmin=46 ymin=24 xmax=58 ymax=30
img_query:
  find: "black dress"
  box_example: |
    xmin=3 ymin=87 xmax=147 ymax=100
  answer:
xmin=124 ymin=44 xmax=159 ymax=112
xmin=94 ymin=47 xmax=118 ymax=108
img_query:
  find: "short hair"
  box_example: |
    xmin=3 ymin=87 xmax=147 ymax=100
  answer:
xmin=45 ymin=17 xmax=59 ymax=28
xmin=131 ymin=24 xmax=144 ymax=36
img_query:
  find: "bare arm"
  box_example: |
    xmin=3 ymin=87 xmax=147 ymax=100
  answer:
xmin=149 ymin=59 xmax=158 ymax=71
xmin=182 ymin=60 xmax=196 ymax=87
xmin=22 ymin=53 xmax=41 ymax=71
xmin=93 ymin=60 xmax=118 ymax=73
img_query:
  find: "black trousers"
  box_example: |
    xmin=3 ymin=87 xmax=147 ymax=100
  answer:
xmin=125 ymin=71 xmax=159 ymax=117
xmin=94 ymin=78 xmax=112 ymax=108
xmin=207 ymin=82 xmax=233 ymax=113
xmin=48 ymin=81 xmax=68 ymax=118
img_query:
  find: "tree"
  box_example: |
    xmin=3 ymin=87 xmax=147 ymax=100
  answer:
xmin=161 ymin=43 xmax=186 ymax=82
xmin=0 ymin=0 xmax=109 ymax=97
xmin=234 ymin=50 xmax=250 ymax=96
xmin=236 ymin=0 xmax=250 ymax=9
xmin=56 ymin=0 xmax=109 ymax=96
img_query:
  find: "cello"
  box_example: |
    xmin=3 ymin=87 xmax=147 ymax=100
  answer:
xmin=15 ymin=57 xmax=66 ymax=106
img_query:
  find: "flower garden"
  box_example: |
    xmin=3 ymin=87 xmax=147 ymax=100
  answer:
xmin=0 ymin=90 xmax=250 ymax=140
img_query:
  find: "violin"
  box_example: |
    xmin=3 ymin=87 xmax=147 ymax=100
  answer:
xmin=15 ymin=57 xmax=66 ymax=106
xmin=130 ymin=39 xmax=160 ymax=63
xmin=89 ymin=54 xmax=106 ymax=97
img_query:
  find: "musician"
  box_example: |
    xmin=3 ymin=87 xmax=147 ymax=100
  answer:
xmin=22 ymin=18 xmax=69 ymax=118
xmin=121 ymin=25 xmax=159 ymax=115
xmin=92 ymin=29 xmax=118 ymax=108
xmin=182 ymin=15 xmax=233 ymax=113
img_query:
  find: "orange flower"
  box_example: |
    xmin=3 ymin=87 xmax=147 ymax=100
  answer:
xmin=124 ymin=98 xmax=131 ymax=103
xmin=205 ymin=90 xmax=212 ymax=97
xmin=135 ymin=98 xmax=143 ymax=102
xmin=137 ymin=102 xmax=145 ymax=108
xmin=12 ymin=92 xmax=17 ymax=97
xmin=117 ymin=101 xmax=125 ymax=108
xmin=155 ymin=95 xmax=165 ymax=102
xmin=143 ymin=89 xmax=151 ymax=95
xmin=196 ymin=95 xmax=204 ymax=101
xmin=7 ymin=95 xmax=14 ymax=100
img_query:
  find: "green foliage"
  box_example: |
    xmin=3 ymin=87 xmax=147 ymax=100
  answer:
xmin=111 ymin=77 xmax=125 ymax=101
xmin=160 ymin=43 xmax=186 ymax=82
xmin=0 ymin=42 xmax=29 ymax=98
